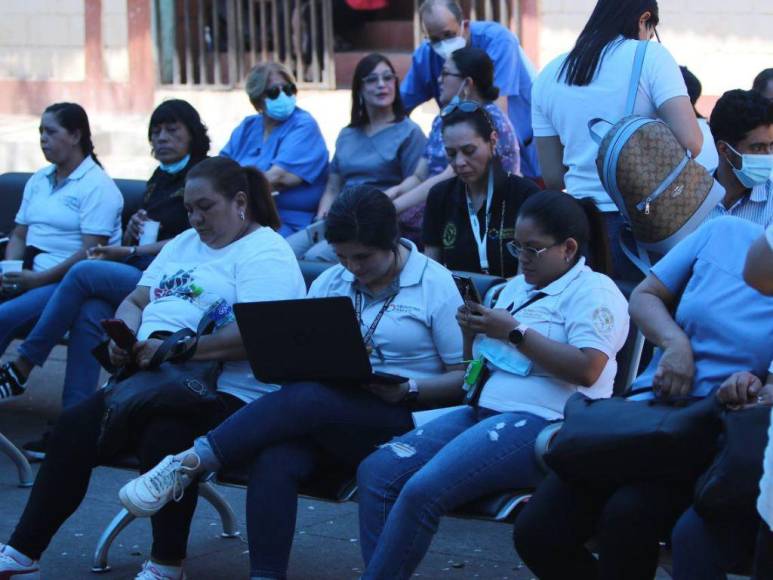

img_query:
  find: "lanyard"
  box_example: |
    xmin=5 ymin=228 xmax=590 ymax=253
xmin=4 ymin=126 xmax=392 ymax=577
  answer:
xmin=465 ymin=168 xmax=494 ymax=273
xmin=504 ymin=292 xmax=548 ymax=315
xmin=354 ymin=291 xmax=397 ymax=350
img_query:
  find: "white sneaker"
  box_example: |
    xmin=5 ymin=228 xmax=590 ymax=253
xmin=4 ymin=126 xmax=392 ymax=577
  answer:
xmin=0 ymin=544 xmax=39 ymax=579
xmin=134 ymin=560 xmax=186 ymax=580
xmin=119 ymin=454 xmax=198 ymax=517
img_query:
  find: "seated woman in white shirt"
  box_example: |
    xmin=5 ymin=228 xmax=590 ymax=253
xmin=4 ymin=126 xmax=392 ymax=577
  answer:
xmin=0 ymin=157 xmax=307 ymax=580
xmin=0 ymin=102 xmax=123 ymax=400
xmin=120 ymin=186 xmax=467 ymax=580
xmin=356 ymin=190 xmax=630 ymax=580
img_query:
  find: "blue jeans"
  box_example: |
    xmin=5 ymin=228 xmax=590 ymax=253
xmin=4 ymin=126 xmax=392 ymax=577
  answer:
xmin=202 ymin=381 xmax=415 ymax=578
xmin=0 ymin=284 xmax=59 ymax=355
xmin=16 ymin=260 xmax=141 ymax=407
xmin=671 ymin=506 xmax=759 ymax=579
xmin=357 ymin=406 xmax=548 ymax=580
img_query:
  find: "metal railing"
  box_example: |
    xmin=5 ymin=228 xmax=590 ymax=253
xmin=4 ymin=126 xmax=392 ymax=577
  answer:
xmin=153 ymin=0 xmax=336 ymax=89
xmin=413 ymin=0 xmax=520 ymax=47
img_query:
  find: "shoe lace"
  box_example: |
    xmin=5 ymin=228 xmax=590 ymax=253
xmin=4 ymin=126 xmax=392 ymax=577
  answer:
xmin=147 ymin=460 xmax=188 ymax=503
xmin=135 ymin=561 xmax=175 ymax=580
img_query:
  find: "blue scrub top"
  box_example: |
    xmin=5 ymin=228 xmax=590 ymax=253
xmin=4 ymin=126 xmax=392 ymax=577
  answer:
xmin=220 ymin=108 xmax=329 ymax=235
xmin=401 ymin=20 xmax=540 ymax=178
xmin=632 ymin=217 xmax=773 ymax=397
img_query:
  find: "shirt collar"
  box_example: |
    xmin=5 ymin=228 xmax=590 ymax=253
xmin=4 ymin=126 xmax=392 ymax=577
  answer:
xmin=44 ymin=156 xmax=97 ymax=186
xmin=343 ymin=239 xmax=428 ymax=292
xmin=528 ymin=257 xmax=587 ymax=296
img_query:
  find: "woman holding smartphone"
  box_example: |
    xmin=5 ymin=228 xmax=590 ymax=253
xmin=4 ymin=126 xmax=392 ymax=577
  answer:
xmin=0 ymin=157 xmax=306 ymax=580
xmin=356 ymin=191 xmax=629 ymax=580
xmin=120 ymin=186 xmax=466 ymax=580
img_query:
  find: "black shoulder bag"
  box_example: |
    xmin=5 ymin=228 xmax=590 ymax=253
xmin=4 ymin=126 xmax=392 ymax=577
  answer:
xmin=96 ymin=314 xmax=223 ymax=458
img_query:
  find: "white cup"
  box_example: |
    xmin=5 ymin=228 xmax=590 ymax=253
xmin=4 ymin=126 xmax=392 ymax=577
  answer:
xmin=138 ymin=220 xmax=161 ymax=245
xmin=1 ymin=260 xmax=23 ymax=274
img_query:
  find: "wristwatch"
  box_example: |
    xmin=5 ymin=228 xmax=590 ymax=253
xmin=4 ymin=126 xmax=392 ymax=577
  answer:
xmin=403 ymin=378 xmax=419 ymax=402
xmin=128 ymin=246 xmax=138 ymax=257
xmin=508 ymin=323 xmax=530 ymax=346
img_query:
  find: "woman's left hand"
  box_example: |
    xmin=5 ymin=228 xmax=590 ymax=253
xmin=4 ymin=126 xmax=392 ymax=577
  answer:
xmin=2 ymin=270 xmax=43 ymax=295
xmin=456 ymin=302 xmax=518 ymax=341
xmin=133 ymin=339 xmax=164 ymax=369
xmin=88 ymin=245 xmax=132 ymax=262
xmin=363 ymin=381 xmax=409 ymax=404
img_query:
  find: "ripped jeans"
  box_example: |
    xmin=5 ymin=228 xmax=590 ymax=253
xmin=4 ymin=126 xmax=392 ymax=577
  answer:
xmin=357 ymin=406 xmax=548 ymax=580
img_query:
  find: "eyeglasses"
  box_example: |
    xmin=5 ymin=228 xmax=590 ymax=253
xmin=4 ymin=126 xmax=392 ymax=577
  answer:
xmin=440 ymin=99 xmax=482 ymax=117
xmin=439 ymin=70 xmax=464 ymax=80
xmin=362 ymin=72 xmax=397 ymax=86
xmin=264 ymin=83 xmax=297 ymax=100
xmin=506 ymin=241 xmax=561 ymax=259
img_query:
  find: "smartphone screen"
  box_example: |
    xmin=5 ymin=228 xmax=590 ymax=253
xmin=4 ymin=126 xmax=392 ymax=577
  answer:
xmin=452 ymin=275 xmax=482 ymax=304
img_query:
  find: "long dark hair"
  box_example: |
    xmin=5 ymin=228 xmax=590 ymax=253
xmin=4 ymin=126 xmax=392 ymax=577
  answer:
xmin=325 ymin=186 xmax=399 ymax=251
xmin=559 ymin=0 xmax=659 ymax=87
xmin=187 ymin=157 xmax=280 ymax=230
xmin=450 ymin=47 xmax=499 ymax=102
xmin=148 ymin=99 xmax=211 ymax=161
xmin=518 ymin=191 xmax=612 ymax=275
xmin=44 ymin=102 xmax=102 ymax=167
xmin=349 ymin=53 xmax=406 ymax=128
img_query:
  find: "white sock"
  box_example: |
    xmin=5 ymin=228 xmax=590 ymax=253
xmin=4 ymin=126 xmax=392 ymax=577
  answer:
xmin=3 ymin=544 xmax=34 ymax=566
xmin=149 ymin=561 xmax=183 ymax=578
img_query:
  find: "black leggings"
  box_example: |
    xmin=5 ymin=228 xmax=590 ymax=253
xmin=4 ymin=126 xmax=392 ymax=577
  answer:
xmin=755 ymin=523 xmax=773 ymax=580
xmin=8 ymin=389 xmax=243 ymax=562
xmin=513 ymin=473 xmax=693 ymax=580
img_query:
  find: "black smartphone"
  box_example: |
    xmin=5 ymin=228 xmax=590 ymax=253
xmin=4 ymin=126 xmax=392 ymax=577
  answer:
xmin=453 ymin=275 xmax=482 ymax=305
xmin=101 ymin=318 xmax=137 ymax=350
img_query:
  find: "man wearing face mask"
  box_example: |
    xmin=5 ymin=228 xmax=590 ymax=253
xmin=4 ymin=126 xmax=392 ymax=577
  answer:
xmin=401 ymin=0 xmax=540 ymax=180
xmin=707 ymin=89 xmax=773 ymax=228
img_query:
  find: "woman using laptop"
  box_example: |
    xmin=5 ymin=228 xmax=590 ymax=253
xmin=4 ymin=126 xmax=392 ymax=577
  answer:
xmin=120 ymin=186 xmax=466 ymax=580
xmin=0 ymin=157 xmax=307 ymax=580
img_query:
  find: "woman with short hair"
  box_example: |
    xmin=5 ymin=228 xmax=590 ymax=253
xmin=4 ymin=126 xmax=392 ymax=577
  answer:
xmin=221 ymin=62 xmax=329 ymax=236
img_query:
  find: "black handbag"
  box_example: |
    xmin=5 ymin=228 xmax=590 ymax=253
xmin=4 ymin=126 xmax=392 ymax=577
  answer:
xmin=694 ymin=404 xmax=772 ymax=520
xmin=96 ymin=315 xmax=222 ymax=457
xmin=544 ymin=388 xmax=723 ymax=487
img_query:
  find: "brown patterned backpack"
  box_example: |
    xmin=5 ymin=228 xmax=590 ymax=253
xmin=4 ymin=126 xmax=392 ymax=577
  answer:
xmin=589 ymin=41 xmax=723 ymax=273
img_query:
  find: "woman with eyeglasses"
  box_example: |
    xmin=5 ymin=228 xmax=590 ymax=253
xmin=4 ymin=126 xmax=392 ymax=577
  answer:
xmin=531 ymin=0 xmax=702 ymax=281
xmin=422 ymin=105 xmax=539 ymax=277
xmin=356 ymin=190 xmax=629 ymax=580
xmin=287 ymin=53 xmax=427 ymax=261
xmin=387 ymin=47 xmax=522 ymax=241
xmin=221 ymin=62 xmax=329 ymax=236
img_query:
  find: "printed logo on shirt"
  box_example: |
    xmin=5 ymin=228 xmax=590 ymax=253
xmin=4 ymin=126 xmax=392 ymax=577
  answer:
xmin=488 ymin=227 xmax=515 ymax=241
xmin=592 ymin=306 xmax=615 ymax=336
xmin=388 ymin=303 xmax=422 ymax=315
xmin=442 ymin=223 xmax=457 ymax=248
xmin=154 ymin=268 xmax=204 ymax=302
xmin=62 ymin=195 xmax=80 ymax=212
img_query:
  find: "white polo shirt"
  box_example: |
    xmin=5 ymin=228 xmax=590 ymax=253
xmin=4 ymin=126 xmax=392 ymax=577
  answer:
xmin=307 ymin=239 xmax=464 ymax=378
xmin=15 ymin=156 xmax=123 ymax=271
xmin=476 ymin=258 xmax=629 ymax=420
xmin=759 ymin=358 xmax=773 ymax=531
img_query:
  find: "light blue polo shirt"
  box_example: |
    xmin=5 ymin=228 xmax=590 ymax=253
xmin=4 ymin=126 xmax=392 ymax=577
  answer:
xmin=15 ymin=156 xmax=123 ymax=271
xmin=220 ymin=108 xmax=329 ymax=235
xmin=400 ymin=20 xmax=539 ymax=178
xmin=307 ymin=239 xmax=463 ymax=379
xmin=632 ymin=216 xmax=773 ymax=397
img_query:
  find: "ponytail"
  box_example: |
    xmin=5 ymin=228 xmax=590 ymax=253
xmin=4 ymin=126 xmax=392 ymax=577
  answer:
xmin=518 ymin=190 xmax=612 ymax=275
xmin=43 ymin=102 xmax=103 ymax=167
xmin=576 ymin=197 xmax=612 ymax=276
xmin=243 ymin=167 xmax=280 ymax=230
xmin=187 ymin=157 xmax=282 ymax=230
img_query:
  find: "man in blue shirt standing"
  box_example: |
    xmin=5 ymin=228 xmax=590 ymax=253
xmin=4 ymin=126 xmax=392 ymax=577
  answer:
xmin=401 ymin=0 xmax=540 ymax=179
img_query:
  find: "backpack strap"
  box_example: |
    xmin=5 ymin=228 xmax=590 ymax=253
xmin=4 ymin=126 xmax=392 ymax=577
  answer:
xmin=618 ymin=225 xmax=652 ymax=276
xmin=625 ymin=41 xmax=649 ymax=116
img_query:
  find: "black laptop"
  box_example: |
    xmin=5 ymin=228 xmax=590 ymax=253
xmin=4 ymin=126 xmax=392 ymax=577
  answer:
xmin=233 ymin=297 xmax=407 ymax=385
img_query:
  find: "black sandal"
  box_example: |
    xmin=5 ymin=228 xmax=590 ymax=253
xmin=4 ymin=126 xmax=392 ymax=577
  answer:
xmin=0 ymin=362 xmax=26 ymax=401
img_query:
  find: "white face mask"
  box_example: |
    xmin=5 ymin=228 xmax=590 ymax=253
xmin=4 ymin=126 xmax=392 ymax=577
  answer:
xmin=431 ymin=36 xmax=466 ymax=60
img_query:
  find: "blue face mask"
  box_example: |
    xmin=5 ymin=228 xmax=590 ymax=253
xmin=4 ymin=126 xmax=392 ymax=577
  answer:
xmin=725 ymin=143 xmax=773 ymax=188
xmin=476 ymin=336 xmax=533 ymax=377
xmin=159 ymin=153 xmax=190 ymax=175
xmin=264 ymin=93 xmax=297 ymax=121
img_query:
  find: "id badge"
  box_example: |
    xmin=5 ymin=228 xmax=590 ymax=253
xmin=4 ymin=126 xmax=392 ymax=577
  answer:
xmin=463 ymin=357 xmax=485 ymax=392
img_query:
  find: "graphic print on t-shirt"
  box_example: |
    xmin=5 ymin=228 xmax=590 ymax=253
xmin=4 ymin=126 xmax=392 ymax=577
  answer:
xmin=154 ymin=268 xmax=203 ymax=302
